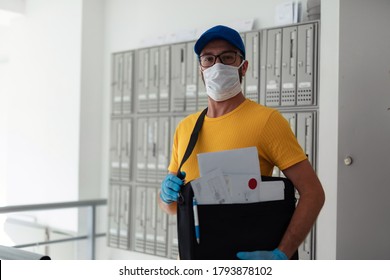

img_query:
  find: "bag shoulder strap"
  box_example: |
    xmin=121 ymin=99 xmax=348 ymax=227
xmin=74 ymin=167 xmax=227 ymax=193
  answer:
xmin=176 ymin=107 xmax=208 ymax=179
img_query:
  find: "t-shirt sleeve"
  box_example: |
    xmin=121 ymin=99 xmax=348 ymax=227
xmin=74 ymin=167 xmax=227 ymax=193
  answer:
xmin=261 ymin=110 xmax=307 ymax=171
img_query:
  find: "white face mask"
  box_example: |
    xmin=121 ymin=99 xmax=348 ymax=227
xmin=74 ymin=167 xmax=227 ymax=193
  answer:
xmin=202 ymin=61 xmax=245 ymax=102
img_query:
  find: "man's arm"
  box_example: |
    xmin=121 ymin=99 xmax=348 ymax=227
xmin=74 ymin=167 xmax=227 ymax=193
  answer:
xmin=158 ymin=172 xmax=183 ymax=215
xmin=277 ymin=159 xmax=325 ymax=259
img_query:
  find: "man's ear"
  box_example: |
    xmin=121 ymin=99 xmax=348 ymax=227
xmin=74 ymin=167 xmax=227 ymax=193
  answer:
xmin=199 ymin=66 xmax=205 ymax=84
xmin=241 ymin=60 xmax=249 ymax=77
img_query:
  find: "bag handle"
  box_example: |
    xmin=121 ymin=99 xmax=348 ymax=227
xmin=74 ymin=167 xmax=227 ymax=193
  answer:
xmin=176 ymin=107 xmax=208 ymax=180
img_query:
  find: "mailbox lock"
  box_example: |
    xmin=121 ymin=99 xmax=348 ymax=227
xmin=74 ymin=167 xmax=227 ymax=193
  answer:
xmin=344 ymin=156 xmax=353 ymax=166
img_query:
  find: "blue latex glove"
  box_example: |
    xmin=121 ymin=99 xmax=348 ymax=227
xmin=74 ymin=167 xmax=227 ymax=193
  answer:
xmin=160 ymin=172 xmax=186 ymax=204
xmin=236 ymin=248 xmax=288 ymax=260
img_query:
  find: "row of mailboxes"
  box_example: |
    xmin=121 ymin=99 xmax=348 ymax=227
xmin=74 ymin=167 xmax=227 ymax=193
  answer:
xmin=108 ymin=21 xmax=319 ymax=259
xmin=110 ymin=111 xmax=316 ymax=183
xmin=111 ymin=22 xmax=318 ymax=116
xmin=108 ymin=184 xmax=131 ymax=250
xmin=133 ymin=185 xmax=178 ymax=258
xmin=260 ymin=24 xmax=317 ymax=107
xmin=109 ymin=115 xmax=184 ymax=183
xmin=108 ymin=184 xmax=179 ymax=259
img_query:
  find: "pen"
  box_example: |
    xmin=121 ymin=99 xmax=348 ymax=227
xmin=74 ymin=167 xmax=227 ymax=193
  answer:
xmin=193 ymin=197 xmax=200 ymax=244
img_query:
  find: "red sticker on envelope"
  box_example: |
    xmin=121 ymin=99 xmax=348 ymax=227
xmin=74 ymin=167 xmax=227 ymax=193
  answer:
xmin=248 ymin=178 xmax=258 ymax=190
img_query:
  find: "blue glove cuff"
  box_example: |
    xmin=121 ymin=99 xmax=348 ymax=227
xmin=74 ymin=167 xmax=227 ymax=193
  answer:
xmin=273 ymin=248 xmax=288 ymax=260
xmin=160 ymin=191 xmax=172 ymax=204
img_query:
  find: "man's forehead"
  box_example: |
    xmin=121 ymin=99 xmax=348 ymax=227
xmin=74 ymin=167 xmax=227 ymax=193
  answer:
xmin=200 ymin=39 xmax=238 ymax=55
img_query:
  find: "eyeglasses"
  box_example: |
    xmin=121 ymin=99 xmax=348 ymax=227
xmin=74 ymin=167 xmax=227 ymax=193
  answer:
xmin=199 ymin=51 xmax=243 ymax=68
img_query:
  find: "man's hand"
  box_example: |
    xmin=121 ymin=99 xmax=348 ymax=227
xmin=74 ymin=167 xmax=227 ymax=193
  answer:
xmin=160 ymin=172 xmax=186 ymax=204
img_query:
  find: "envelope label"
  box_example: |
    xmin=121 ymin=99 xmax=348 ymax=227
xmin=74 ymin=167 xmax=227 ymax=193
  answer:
xmin=248 ymin=178 xmax=258 ymax=190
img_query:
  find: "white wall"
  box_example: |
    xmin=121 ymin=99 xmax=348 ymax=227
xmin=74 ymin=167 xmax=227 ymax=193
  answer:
xmin=0 ymin=0 xmax=25 ymax=14
xmin=77 ymin=0 xmax=106 ymax=259
xmin=78 ymin=0 xmax=105 ymax=200
xmin=316 ymin=0 xmax=339 ymax=260
xmin=0 ymin=0 xmax=106 ymax=256
xmin=0 ymin=26 xmax=10 ymax=205
xmin=2 ymin=0 xmax=82 ymax=230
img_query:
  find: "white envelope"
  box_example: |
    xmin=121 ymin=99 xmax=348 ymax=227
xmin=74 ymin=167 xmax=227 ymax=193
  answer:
xmin=191 ymin=168 xmax=231 ymax=205
xmin=259 ymin=181 xmax=285 ymax=202
xmin=225 ymin=173 xmax=262 ymax=203
xmin=197 ymin=146 xmax=261 ymax=177
xmin=196 ymin=147 xmax=284 ymax=204
xmin=225 ymin=174 xmax=285 ymax=203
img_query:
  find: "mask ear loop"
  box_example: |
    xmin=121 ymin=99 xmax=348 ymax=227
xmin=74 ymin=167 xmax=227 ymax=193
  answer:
xmin=238 ymin=60 xmax=246 ymax=69
xmin=239 ymin=60 xmax=247 ymax=80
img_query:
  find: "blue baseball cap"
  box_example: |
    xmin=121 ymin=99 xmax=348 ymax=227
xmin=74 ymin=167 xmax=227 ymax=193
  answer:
xmin=194 ymin=25 xmax=246 ymax=59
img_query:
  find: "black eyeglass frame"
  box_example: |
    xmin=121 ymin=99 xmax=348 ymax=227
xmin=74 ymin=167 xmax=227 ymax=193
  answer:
xmin=198 ymin=51 xmax=244 ymax=68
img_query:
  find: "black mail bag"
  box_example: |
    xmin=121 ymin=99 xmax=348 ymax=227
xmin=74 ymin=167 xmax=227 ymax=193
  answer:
xmin=176 ymin=108 xmax=298 ymax=260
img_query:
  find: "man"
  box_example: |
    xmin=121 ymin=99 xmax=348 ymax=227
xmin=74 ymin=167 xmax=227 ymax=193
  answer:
xmin=158 ymin=25 xmax=325 ymax=260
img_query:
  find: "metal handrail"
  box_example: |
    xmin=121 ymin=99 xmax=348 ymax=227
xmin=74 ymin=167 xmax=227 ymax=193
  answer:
xmin=0 ymin=245 xmax=51 ymax=260
xmin=0 ymin=199 xmax=107 ymax=260
xmin=0 ymin=199 xmax=107 ymax=213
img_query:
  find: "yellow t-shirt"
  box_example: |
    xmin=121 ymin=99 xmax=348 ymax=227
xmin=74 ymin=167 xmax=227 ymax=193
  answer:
xmin=168 ymin=99 xmax=307 ymax=182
